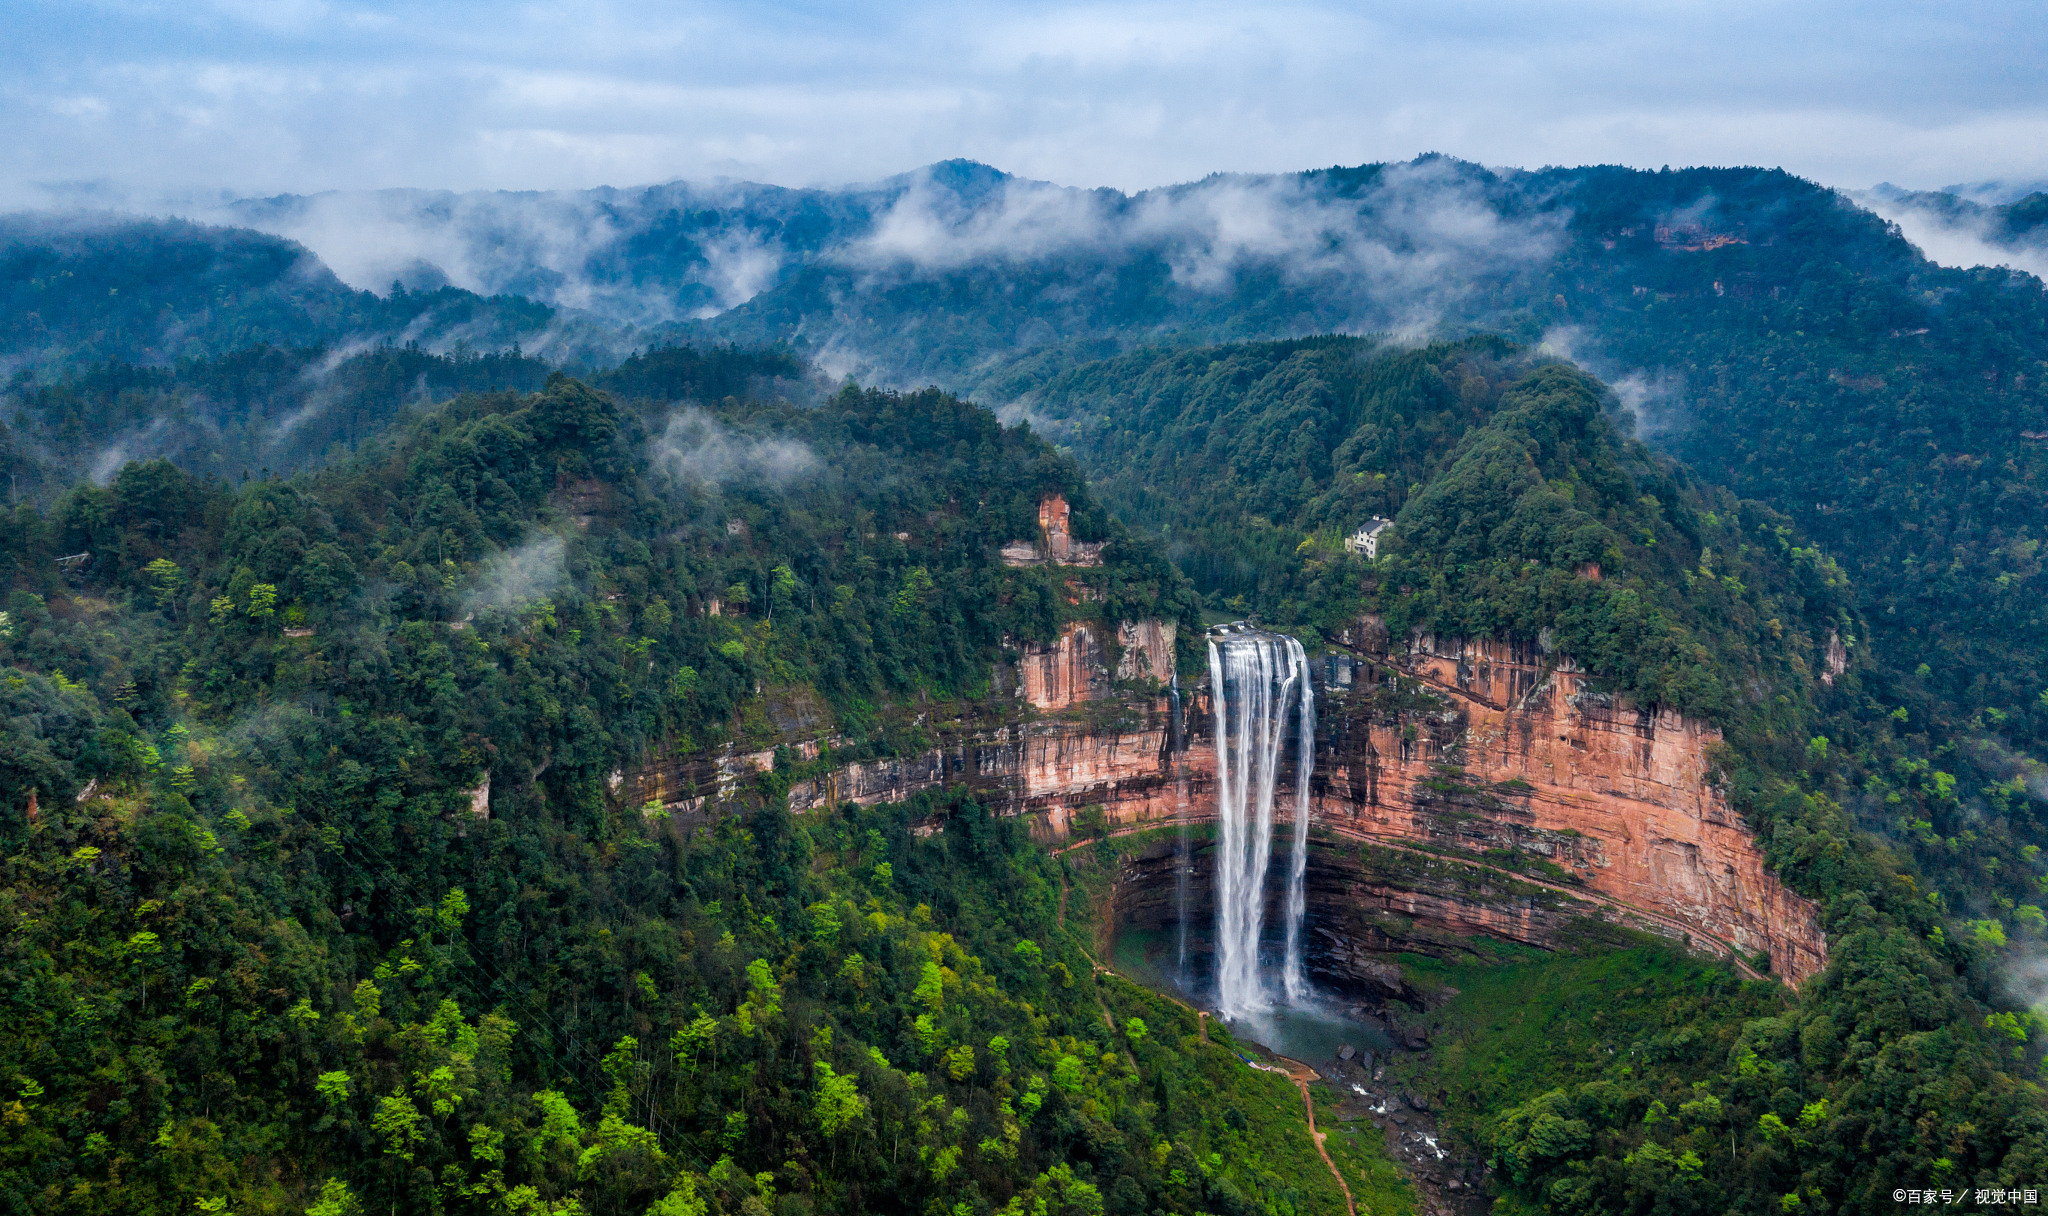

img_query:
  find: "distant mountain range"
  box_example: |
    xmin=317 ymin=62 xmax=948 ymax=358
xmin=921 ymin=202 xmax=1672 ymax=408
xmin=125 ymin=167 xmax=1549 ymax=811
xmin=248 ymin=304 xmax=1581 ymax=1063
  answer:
xmin=7 ymin=160 xmax=2048 ymax=741
xmin=1865 ymin=181 xmax=2048 ymax=252
xmin=1927 ymin=178 xmax=2048 ymax=206
xmin=20 ymin=155 xmax=2047 ymax=393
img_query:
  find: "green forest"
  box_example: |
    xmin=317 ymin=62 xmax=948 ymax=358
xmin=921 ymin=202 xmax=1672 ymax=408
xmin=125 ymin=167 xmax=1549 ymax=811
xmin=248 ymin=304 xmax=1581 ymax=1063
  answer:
xmin=938 ymin=337 xmax=2048 ymax=1211
xmin=0 ymin=217 xmax=553 ymax=370
xmin=0 ymin=363 xmax=1297 ymax=1215
xmin=3 ymin=157 xmax=2048 ymax=1215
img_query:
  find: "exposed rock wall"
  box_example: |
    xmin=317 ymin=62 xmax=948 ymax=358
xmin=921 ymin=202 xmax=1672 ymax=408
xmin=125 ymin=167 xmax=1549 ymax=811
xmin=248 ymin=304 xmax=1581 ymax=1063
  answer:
xmin=1018 ymin=623 xmax=1112 ymax=710
xmin=617 ymin=697 xmax=1199 ymax=829
xmin=993 ymin=619 xmax=1176 ymax=710
xmin=1037 ymin=493 xmax=1104 ymax=566
xmin=616 ymin=620 xmax=1827 ymax=986
xmin=1001 ymin=493 xmax=1105 ymax=567
xmin=1305 ymin=632 xmax=1826 ymax=985
xmin=1110 ymin=834 xmax=1605 ymax=1003
xmin=1115 ymin=619 xmax=1177 ymax=684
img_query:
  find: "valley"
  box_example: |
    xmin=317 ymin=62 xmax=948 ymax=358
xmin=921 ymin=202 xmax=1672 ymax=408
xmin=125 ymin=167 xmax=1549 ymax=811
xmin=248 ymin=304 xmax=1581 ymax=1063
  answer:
xmin=1 ymin=157 xmax=2046 ymax=1216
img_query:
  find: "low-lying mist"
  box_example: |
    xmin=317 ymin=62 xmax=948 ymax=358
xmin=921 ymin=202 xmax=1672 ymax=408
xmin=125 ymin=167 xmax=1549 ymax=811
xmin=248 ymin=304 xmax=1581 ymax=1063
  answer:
xmin=193 ymin=157 xmax=1569 ymax=356
xmin=652 ymin=409 xmax=816 ymax=490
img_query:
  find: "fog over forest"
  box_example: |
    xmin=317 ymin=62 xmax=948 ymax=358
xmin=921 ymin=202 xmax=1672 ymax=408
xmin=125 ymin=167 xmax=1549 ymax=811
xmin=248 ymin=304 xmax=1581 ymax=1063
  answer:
xmin=4 ymin=4 xmax=2048 ymax=1215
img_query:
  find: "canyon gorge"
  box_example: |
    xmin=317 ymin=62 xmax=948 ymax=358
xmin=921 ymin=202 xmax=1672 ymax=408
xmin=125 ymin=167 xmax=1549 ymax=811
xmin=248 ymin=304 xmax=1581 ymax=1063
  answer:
xmin=620 ymin=611 xmax=1827 ymax=999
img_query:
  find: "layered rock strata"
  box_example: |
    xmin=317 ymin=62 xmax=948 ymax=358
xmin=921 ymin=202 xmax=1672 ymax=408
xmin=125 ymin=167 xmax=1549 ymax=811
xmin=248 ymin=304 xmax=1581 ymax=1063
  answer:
xmin=1307 ymin=630 xmax=1827 ymax=984
xmin=617 ymin=619 xmax=1827 ymax=986
xmin=616 ymin=622 xmax=1202 ymax=830
xmin=1110 ymin=833 xmax=1610 ymax=1003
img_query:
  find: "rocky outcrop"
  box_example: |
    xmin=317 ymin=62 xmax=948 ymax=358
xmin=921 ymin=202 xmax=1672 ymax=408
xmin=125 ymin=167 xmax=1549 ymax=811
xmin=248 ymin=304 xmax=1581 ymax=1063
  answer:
xmin=1001 ymin=493 xmax=1105 ymax=567
xmin=1822 ymin=632 xmax=1848 ymax=685
xmin=618 ymin=702 xmax=1193 ymax=832
xmin=1115 ymin=619 xmax=1176 ymax=684
xmin=1017 ymin=623 xmax=1113 ymax=710
xmin=1038 ymin=493 xmax=1103 ymax=566
xmin=988 ymin=619 xmax=1177 ymax=710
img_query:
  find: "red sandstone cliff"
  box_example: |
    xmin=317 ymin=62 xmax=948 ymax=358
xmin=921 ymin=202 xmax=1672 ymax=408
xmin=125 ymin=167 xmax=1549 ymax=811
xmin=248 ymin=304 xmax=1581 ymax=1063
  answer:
xmin=615 ymin=620 xmax=1826 ymax=986
xmin=1001 ymin=493 xmax=1105 ymax=568
xmin=1312 ymin=631 xmax=1827 ymax=985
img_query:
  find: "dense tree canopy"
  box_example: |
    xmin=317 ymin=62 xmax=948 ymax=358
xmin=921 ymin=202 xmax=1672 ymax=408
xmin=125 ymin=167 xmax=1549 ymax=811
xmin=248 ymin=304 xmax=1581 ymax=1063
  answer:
xmin=6 ymin=156 xmax=2048 ymax=1215
xmin=0 ymin=370 xmax=1260 ymax=1216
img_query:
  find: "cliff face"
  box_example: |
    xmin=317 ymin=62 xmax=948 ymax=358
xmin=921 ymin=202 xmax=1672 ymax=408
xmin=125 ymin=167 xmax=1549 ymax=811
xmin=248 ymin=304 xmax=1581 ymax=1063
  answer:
xmin=1000 ymin=493 xmax=1105 ymax=568
xmin=1310 ymin=629 xmax=1828 ymax=985
xmin=617 ymin=621 xmax=1196 ymax=825
xmin=617 ymin=618 xmax=1827 ymax=986
xmin=1112 ymin=833 xmax=1613 ymax=1004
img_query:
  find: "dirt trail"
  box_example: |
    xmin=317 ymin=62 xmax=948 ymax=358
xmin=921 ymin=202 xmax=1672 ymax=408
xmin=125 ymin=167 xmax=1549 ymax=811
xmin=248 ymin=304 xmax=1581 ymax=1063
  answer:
xmin=1076 ymin=954 xmax=1348 ymax=1211
xmin=1258 ymin=1052 xmax=1357 ymax=1216
xmin=1236 ymin=1048 xmax=1351 ymax=1203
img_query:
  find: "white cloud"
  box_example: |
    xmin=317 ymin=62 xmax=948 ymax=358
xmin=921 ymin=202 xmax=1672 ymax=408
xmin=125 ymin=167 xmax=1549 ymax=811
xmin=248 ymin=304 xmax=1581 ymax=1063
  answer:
xmin=1854 ymin=191 xmax=2048 ymax=281
xmin=465 ymin=535 xmax=569 ymax=615
xmin=840 ymin=157 xmax=1563 ymax=336
xmin=5 ymin=0 xmax=2048 ymax=199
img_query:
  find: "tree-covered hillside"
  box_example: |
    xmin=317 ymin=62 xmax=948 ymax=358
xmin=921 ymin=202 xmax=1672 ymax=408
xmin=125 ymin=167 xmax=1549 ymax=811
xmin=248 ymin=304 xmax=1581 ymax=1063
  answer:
xmin=1016 ymin=335 xmax=2048 ymax=1211
xmin=0 ymin=365 xmax=1378 ymax=1216
xmin=1869 ymin=185 xmax=2048 ymax=251
xmin=1527 ymin=167 xmax=2048 ymax=763
xmin=1 ymin=344 xmax=552 ymax=500
xmin=1017 ymin=332 xmax=1859 ymax=721
xmin=0 ymin=342 xmax=810 ymax=505
xmin=677 ymin=159 xmax=2048 ymax=758
xmin=0 ymin=216 xmax=552 ymax=370
xmin=16 ymin=165 xmax=2048 ymax=765
xmin=222 ymin=169 xmax=921 ymax=324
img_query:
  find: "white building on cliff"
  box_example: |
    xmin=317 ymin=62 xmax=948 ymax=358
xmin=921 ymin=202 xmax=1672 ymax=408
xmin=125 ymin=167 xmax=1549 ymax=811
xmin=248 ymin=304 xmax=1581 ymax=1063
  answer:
xmin=1345 ymin=516 xmax=1393 ymax=559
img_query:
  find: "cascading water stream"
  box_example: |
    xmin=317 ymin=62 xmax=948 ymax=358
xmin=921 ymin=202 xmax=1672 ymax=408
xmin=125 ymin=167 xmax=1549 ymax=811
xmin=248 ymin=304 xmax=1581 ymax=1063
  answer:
xmin=1282 ymin=655 xmax=1317 ymax=1002
xmin=1169 ymin=673 xmax=1191 ymax=984
xmin=1207 ymin=631 xmax=1315 ymax=1016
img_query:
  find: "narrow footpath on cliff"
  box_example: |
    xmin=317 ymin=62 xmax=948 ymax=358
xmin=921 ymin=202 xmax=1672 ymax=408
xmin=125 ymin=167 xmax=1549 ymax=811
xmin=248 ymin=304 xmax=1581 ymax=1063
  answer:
xmin=1274 ymin=1057 xmax=1357 ymax=1216
xmin=1070 ymin=935 xmax=1358 ymax=1216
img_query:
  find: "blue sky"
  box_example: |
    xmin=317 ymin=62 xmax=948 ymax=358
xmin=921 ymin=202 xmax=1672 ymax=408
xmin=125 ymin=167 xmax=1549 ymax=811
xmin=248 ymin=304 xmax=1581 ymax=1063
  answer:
xmin=6 ymin=0 xmax=2047 ymax=198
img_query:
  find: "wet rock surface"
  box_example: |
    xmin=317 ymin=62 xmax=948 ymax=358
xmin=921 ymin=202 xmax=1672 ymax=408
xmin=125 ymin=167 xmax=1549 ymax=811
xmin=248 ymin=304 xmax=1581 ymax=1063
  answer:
xmin=1315 ymin=1043 xmax=1491 ymax=1216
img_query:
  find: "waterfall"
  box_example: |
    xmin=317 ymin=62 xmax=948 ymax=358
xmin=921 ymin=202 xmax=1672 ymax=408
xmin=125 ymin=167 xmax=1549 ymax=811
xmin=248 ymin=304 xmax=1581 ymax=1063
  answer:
xmin=1283 ymin=654 xmax=1316 ymax=1002
xmin=1207 ymin=631 xmax=1315 ymax=1016
xmin=1170 ymin=673 xmax=1191 ymax=984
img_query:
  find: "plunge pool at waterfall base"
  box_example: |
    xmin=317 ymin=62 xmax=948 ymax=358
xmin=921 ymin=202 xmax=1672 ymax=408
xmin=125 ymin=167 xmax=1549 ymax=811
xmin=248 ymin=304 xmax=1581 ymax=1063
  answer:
xmin=1110 ymin=924 xmax=1396 ymax=1069
xmin=1110 ymin=922 xmax=1492 ymax=1212
xmin=1225 ymin=1003 xmax=1396 ymax=1068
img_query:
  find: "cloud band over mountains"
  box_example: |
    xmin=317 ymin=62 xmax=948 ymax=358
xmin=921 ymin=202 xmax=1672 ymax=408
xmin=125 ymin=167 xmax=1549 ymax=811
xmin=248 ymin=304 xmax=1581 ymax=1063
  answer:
xmin=5 ymin=0 xmax=2047 ymax=203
